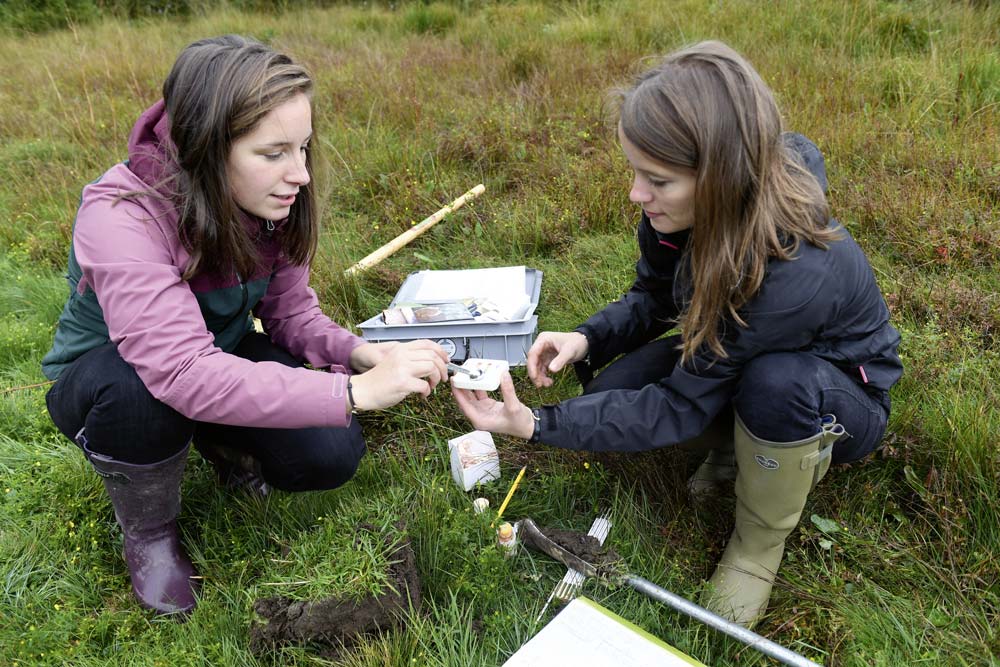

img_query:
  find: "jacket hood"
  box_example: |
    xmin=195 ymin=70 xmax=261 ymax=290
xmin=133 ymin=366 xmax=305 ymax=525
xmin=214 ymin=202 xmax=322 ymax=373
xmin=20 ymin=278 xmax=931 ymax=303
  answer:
xmin=127 ymin=99 xmax=174 ymax=187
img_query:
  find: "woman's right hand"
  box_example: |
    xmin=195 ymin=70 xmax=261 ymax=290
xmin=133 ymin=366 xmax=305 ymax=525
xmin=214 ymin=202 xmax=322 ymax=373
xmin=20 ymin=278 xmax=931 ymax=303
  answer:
xmin=526 ymin=331 xmax=589 ymax=387
xmin=348 ymin=339 xmax=449 ymax=411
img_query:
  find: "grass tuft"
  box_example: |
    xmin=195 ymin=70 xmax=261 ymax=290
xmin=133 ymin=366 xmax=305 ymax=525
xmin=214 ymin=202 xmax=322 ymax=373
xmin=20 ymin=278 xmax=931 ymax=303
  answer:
xmin=403 ymin=2 xmax=458 ymax=36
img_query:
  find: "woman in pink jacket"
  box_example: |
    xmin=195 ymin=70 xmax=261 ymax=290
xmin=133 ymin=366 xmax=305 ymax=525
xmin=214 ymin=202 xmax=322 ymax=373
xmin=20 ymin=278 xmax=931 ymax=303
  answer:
xmin=42 ymin=35 xmax=449 ymax=615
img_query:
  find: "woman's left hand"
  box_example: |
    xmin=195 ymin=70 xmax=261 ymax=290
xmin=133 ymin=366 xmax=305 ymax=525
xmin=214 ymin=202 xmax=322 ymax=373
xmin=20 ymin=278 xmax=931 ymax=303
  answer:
xmin=349 ymin=341 xmax=399 ymax=373
xmin=451 ymin=372 xmax=536 ymax=440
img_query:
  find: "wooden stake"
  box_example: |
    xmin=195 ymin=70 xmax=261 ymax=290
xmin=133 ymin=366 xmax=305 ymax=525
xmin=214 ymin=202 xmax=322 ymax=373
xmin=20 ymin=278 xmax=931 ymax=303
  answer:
xmin=344 ymin=184 xmax=485 ymax=276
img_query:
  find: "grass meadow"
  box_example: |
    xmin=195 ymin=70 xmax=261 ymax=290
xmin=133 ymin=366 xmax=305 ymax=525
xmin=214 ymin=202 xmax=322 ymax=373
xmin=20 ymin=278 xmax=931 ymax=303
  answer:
xmin=1 ymin=1 xmax=998 ymax=665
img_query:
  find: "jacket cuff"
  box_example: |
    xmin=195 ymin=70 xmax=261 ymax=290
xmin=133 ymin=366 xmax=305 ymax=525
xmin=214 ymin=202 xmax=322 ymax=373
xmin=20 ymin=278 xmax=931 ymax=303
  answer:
xmin=338 ymin=336 xmax=368 ymax=373
xmin=328 ymin=372 xmax=352 ymax=428
xmin=536 ymin=404 xmax=569 ymax=449
xmin=572 ymin=326 xmax=597 ymax=384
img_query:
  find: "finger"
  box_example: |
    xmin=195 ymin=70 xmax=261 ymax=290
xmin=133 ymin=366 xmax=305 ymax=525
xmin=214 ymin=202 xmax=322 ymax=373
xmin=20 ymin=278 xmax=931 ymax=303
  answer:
xmin=451 ymin=384 xmax=472 ymax=408
xmin=396 ymin=368 xmax=432 ymax=395
xmin=527 ymin=336 xmax=547 ymax=359
xmin=411 ymin=378 xmax=432 ymax=398
xmin=409 ymin=357 xmax=445 ymax=385
xmin=413 ymin=350 xmax=449 ymax=378
xmin=525 ymin=348 xmax=540 ymax=381
xmin=431 ymin=356 xmax=449 ymax=380
xmin=527 ymin=347 xmax=551 ymax=384
xmin=409 ymin=339 xmax=448 ymax=359
xmin=530 ymin=356 xmax=553 ymax=387
xmin=548 ymin=347 xmax=576 ymax=374
xmin=499 ymin=372 xmax=520 ymax=407
xmin=424 ymin=363 xmax=444 ymax=389
xmin=451 ymin=381 xmax=483 ymax=404
xmin=422 ymin=339 xmax=448 ymax=359
xmin=526 ymin=355 xmax=543 ymax=384
xmin=526 ymin=337 xmax=552 ymax=379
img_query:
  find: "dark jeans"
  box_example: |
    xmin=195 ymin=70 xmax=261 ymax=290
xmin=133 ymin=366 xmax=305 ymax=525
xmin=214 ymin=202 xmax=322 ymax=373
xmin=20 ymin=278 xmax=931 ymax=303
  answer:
xmin=584 ymin=336 xmax=888 ymax=464
xmin=45 ymin=333 xmax=366 ymax=492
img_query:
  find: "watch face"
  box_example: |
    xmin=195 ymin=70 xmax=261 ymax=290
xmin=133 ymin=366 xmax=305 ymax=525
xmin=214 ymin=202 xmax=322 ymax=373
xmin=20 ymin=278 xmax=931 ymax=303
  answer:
xmin=435 ymin=338 xmax=466 ymax=362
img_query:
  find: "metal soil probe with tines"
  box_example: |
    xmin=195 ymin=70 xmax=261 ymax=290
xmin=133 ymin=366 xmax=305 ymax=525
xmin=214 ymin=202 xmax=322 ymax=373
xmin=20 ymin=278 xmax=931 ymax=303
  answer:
xmin=535 ymin=511 xmax=611 ymax=622
xmin=517 ymin=518 xmax=821 ymax=667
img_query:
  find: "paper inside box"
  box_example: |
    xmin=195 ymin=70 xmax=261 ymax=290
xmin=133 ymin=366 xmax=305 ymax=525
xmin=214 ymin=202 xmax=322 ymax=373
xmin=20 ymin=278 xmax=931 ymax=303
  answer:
xmin=448 ymin=431 xmax=501 ymax=491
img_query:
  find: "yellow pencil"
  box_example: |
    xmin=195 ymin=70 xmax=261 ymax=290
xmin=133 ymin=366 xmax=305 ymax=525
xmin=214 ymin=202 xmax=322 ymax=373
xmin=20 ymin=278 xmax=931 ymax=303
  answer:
xmin=491 ymin=465 xmax=526 ymax=528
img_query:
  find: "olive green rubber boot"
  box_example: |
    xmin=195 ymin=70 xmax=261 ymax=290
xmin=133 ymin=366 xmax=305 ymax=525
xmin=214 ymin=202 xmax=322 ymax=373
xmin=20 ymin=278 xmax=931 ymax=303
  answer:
xmin=704 ymin=413 xmax=844 ymax=628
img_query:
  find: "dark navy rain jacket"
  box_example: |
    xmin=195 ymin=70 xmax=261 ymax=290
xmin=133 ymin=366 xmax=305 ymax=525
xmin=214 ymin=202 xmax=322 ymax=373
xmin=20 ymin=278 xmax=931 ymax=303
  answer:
xmin=534 ymin=135 xmax=903 ymax=452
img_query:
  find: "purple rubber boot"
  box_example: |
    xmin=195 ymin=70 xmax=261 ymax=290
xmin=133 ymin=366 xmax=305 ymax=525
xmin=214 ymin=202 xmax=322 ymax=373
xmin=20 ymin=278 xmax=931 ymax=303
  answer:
xmin=80 ymin=433 xmax=198 ymax=615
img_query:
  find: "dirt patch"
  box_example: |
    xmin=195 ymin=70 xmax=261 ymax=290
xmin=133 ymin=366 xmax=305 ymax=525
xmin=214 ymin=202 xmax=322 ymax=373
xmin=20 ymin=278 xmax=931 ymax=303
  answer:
xmin=250 ymin=523 xmax=421 ymax=657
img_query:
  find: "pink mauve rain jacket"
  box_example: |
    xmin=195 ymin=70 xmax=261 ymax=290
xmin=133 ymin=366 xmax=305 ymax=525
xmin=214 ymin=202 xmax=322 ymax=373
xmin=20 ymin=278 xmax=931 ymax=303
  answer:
xmin=43 ymin=100 xmax=364 ymax=429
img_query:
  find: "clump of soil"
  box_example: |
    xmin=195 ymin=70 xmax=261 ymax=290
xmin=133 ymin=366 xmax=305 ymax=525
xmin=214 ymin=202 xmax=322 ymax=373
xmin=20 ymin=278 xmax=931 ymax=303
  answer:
xmin=250 ymin=523 xmax=421 ymax=657
xmin=518 ymin=521 xmax=624 ymax=617
xmin=519 ymin=519 xmax=621 ymax=579
xmin=534 ymin=527 xmax=620 ymax=567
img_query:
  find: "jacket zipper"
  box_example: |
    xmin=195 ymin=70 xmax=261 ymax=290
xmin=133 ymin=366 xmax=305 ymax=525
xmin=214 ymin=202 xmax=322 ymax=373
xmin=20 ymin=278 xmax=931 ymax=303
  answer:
xmin=218 ymin=273 xmax=249 ymax=334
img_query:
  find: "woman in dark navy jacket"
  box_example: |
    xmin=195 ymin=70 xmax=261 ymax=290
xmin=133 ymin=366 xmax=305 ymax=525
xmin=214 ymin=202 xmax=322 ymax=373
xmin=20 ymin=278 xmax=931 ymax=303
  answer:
xmin=453 ymin=40 xmax=902 ymax=628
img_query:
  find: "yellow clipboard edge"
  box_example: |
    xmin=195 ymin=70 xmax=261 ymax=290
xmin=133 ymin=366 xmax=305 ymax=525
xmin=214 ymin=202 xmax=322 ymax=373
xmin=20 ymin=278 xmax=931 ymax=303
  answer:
xmin=575 ymin=597 xmax=708 ymax=667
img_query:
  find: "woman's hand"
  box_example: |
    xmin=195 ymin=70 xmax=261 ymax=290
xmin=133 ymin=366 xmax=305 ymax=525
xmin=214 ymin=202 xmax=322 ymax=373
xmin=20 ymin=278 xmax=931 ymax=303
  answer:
xmin=349 ymin=341 xmax=399 ymax=373
xmin=451 ymin=372 xmax=536 ymax=440
xmin=526 ymin=331 xmax=589 ymax=387
xmin=349 ymin=339 xmax=449 ymax=411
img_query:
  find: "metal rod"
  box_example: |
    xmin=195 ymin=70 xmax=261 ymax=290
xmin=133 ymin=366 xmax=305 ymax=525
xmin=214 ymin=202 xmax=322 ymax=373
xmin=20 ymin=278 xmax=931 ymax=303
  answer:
xmin=447 ymin=362 xmax=481 ymax=379
xmin=625 ymin=576 xmax=821 ymax=667
xmin=517 ymin=518 xmax=820 ymax=667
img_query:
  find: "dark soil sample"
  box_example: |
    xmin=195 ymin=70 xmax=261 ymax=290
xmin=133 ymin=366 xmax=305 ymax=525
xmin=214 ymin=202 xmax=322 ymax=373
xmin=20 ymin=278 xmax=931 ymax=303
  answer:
xmin=518 ymin=521 xmax=621 ymax=575
xmin=537 ymin=527 xmax=619 ymax=566
xmin=250 ymin=524 xmax=421 ymax=656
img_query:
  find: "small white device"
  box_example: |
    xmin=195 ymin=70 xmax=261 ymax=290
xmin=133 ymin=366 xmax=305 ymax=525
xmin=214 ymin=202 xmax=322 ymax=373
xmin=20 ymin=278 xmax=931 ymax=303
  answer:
xmin=449 ymin=358 xmax=509 ymax=391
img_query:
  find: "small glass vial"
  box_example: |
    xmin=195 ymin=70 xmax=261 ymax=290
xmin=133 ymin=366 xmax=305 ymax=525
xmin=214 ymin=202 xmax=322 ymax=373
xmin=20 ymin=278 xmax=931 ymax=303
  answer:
xmin=497 ymin=521 xmax=518 ymax=556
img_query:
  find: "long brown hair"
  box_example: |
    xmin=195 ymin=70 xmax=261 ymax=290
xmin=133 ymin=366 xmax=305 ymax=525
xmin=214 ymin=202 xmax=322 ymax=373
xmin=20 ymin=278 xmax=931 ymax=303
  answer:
xmin=162 ymin=35 xmax=318 ymax=280
xmin=618 ymin=41 xmax=838 ymax=365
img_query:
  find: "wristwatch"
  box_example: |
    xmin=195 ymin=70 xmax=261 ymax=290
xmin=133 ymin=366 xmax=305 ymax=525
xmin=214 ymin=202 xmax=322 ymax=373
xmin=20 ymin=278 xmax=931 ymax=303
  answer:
xmin=528 ymin=408 xmax=541 ymax=443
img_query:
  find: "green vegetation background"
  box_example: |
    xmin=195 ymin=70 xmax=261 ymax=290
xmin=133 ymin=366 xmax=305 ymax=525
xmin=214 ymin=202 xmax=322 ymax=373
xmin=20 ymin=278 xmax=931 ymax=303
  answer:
xmin=1 ymin=1 xmax=998 ymax=665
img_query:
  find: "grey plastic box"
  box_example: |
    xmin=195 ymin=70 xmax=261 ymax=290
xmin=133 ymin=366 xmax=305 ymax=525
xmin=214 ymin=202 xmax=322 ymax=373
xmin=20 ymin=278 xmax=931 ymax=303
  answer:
xmin=357 ymin=268 xmax=542 ymax=366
